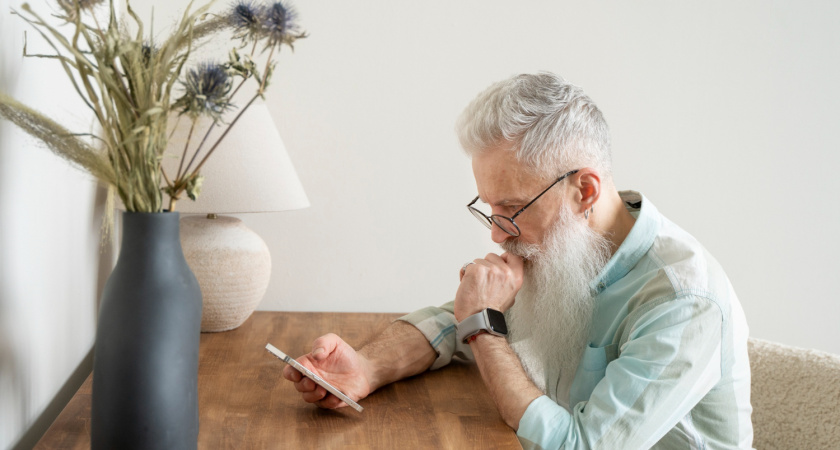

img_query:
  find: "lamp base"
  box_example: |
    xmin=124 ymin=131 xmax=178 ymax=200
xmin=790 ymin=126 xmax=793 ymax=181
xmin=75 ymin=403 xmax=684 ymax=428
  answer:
xmin=180 ymin=215 xmax=271 ymax=332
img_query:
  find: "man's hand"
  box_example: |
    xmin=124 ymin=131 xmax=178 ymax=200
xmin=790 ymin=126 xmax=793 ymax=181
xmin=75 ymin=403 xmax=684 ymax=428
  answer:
xmin=282 ymin=333 xmax=373 ymax=409
xmin=455 ymin=252 xmax=525 ymax=322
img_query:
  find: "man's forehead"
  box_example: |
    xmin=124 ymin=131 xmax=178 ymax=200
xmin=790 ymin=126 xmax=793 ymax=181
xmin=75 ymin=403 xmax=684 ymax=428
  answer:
xmin=475 ymin=191 xmax=532 ymax=207
xmin=472 ymin=149 xmax=543 ymax=204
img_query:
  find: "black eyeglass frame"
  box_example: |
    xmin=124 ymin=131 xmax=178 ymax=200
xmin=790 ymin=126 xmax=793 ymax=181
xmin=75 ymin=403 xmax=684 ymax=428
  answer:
xmin=467 ymin=169 xmax=580 ymax=237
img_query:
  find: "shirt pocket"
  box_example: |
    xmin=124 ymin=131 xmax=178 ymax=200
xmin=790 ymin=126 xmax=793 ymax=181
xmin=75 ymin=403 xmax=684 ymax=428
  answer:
xmin=570 ymin=343 xmax=619 ymax=407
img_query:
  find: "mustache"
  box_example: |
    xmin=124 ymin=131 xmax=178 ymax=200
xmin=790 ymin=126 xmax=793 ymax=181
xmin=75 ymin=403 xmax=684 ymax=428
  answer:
xmin=500 ymin=238 xmax=541 ymax=260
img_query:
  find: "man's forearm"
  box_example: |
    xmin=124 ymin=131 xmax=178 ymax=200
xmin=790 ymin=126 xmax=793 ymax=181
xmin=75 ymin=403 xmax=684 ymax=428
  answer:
xmin=357 ymin=320 xmax=437 ymax=392
xmin=470 ymin=332 xmax=543 ymax=430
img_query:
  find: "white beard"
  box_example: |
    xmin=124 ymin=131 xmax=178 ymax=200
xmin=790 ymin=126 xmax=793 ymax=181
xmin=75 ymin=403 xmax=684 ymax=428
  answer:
xmin=501 ymin=205 xmax=611 ymax=408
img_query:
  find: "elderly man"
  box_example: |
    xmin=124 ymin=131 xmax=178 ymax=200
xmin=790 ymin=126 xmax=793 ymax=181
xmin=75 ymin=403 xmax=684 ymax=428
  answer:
xmin=283 ymin=72 xmax=753 ymax=449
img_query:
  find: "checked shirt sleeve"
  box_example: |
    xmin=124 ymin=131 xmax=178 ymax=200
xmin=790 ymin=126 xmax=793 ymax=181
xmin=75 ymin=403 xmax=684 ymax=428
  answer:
xmin=398 ymin=301 xmax=474 ymax=370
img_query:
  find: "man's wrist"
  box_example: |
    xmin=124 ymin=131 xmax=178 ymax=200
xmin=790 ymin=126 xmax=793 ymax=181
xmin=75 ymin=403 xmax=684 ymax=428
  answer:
xmin=355 ymin=350 xmax=378 ymax=391
xmin=457 ymin=308 xmax=508 ymax=343
xmin=357 ymin=320 xmax=437 ymax=392
xmin=456 ymin=304 xmax=505 ymax=323
xmin=465 ymin=330 xmax=487 ymax=344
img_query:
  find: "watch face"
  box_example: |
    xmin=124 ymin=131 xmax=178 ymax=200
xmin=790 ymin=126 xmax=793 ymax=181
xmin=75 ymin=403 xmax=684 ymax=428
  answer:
xmin=486 ymin=308 xmax=508 ymax=335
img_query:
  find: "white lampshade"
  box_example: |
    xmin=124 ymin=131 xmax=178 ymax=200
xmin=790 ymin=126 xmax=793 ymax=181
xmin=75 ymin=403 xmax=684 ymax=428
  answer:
xmin=159 ymin=98 xmax=308 ymax=332
xmin=162 ymin=100 xmax=309 ymax=213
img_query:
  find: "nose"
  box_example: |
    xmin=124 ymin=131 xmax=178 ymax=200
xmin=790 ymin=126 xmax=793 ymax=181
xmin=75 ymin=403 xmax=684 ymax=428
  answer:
xmin=490 ymin=223 xmax=512 ymax=244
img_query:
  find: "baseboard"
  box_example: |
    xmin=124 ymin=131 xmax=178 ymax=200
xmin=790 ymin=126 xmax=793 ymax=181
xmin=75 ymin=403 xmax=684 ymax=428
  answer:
xmin=12 ymin=346 xmax=94 ymax=450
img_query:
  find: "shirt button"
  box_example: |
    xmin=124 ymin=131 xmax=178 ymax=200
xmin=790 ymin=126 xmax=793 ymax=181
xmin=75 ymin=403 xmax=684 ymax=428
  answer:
xmin=598 ymin=282 xmax=606 ymax=290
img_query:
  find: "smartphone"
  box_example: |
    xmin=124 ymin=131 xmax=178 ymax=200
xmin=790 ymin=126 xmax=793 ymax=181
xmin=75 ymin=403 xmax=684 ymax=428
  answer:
xmin=265 ymin=343 xmax=364 ymax=412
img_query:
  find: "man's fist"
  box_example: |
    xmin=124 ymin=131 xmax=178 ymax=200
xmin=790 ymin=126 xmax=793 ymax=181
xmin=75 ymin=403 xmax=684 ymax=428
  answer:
xmin=454 ymin=252 xmax=524 ymax=322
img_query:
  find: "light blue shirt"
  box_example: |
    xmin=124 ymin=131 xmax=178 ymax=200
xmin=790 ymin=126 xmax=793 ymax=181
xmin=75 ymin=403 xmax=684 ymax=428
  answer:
xmin=401 ymin=191 xmax=753 ymax=449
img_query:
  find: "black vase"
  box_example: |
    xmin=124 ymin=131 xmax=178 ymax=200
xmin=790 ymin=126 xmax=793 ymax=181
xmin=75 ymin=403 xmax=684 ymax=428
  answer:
xmin=92 ymin=211 xmax=202 ymax=449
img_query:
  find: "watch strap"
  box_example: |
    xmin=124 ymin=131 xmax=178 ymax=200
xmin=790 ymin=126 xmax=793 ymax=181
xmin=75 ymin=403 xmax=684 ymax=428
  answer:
xmin=465 ymin=331 xmax=487 ymax=344
xmin=457 ymin=309 xmax=506 ymax=344
xmin=457 ymin=310 xmax=489 ymax=344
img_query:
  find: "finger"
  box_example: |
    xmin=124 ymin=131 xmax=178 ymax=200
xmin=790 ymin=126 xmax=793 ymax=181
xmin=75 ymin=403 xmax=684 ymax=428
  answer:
xmin=501 ymin=252 xmax=525 ymax=275
xmin=491 ymin=253 xmax=519 ymax=278
xmin=473 ymin=256 xmax=497 ymax=269
xmin=484 ymin=253 xmax=506 ymax=266
xmin=283 ymin=365 xmax=302 ymax=382
xmin=477 ymin=254 xmax=514 ymax=279
xmin=460 ymin=261 xmax=474 ymax=281
xmin=294 ymin=377 xmax=317 ymax=393
xmin=310 ymin=333 xmax=341 ymax=361
xmin=301 ymin=386 xmax=327 ymax=403
xmin=317 ymin=394 xmax=346 ymax=409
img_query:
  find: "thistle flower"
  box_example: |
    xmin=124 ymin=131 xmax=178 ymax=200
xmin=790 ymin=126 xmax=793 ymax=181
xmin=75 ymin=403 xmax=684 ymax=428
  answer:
xmin=4 ymin=0 xmax=304 ymax=213
xmin=263 ymin=1 xmax=305 ymax=49
xmin=229 ymin=0 xmax=264 ymax=43
xmin=174 ymin=62 xmax=233 ymax=119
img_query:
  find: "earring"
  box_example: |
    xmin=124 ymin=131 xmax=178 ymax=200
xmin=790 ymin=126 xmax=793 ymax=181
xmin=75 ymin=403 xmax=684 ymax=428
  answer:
xmin=584 ymin=206 xmax=594 ymax=220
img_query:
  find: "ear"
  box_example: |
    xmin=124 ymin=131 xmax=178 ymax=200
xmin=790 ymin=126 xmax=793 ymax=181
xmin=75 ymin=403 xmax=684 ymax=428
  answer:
xmin=571 ymin=168 xmax=601 ymax=215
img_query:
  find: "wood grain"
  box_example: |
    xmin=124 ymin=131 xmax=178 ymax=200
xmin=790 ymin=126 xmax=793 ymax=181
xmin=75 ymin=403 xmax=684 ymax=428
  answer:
xmin=36 ymin=311 xmax=521 ymax=449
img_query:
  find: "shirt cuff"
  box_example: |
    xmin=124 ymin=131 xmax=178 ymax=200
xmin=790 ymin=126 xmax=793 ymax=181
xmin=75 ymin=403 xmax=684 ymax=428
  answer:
xmin=516 ymin=395 xmax=571 ymax=450
xmin=397 ymin=302 xmax=474 ymax=370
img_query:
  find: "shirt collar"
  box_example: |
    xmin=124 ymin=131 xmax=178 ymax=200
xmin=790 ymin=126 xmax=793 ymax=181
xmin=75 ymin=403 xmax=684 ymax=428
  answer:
xmin=589 ymin=191 xmax=661 ymax=294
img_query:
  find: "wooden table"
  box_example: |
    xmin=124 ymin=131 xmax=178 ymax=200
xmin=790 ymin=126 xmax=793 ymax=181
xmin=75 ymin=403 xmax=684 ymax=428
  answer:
xmin=36 ymin=311 xmax=522 ymax=449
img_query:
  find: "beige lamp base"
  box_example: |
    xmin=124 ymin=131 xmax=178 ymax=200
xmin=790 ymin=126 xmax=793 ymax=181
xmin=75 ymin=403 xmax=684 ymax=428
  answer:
xmin=180 ymin=215 xmax=271 ymax=332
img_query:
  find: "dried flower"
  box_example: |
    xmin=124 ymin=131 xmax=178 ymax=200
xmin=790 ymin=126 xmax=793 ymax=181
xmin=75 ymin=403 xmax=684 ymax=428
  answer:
xmin=263 ymin=1 xmax=304 ymax=49
xmin=1 ymin=0 xmax=304 ymax=213
xmin=185 ymin=174 xmax=204 ymax=200
xmin=225 ymin=47 xmax=257 ymax=79
xmin=174 ymin=62 xmax=233 ymax=119
xmin=229 ymin=0 xmax=264 ymax=43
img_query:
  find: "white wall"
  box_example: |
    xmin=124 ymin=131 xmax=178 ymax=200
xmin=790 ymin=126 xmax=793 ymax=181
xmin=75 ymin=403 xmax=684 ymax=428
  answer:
xmin=127 ymin=0 xmax=840 ymax=352
xmin=0 ymin=1 xmax=107 ymax=448
xmin=251 ymin=0 xmax=840 ymax=355
xmin=3 ymin=0 xmax=839 ymax=447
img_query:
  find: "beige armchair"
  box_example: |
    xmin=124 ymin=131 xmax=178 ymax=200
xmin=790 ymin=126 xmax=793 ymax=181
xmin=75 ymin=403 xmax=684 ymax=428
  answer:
xmin=749 ymin=338 xmax=840 ymax=449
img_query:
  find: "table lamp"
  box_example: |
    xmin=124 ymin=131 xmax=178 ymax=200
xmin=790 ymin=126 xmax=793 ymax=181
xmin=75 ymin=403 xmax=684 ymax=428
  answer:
xmin=163 ymin=100 xmax=309 ymax=332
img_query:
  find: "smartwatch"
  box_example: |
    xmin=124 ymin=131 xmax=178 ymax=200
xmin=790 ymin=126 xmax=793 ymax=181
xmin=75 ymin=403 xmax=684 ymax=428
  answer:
xmin=456 ymin=308 xmax=508 ymax=344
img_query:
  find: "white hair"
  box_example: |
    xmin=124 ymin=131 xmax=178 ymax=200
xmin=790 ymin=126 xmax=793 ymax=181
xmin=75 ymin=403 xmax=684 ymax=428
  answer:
xmin=456 ymin=72 xmax=612 ymax=178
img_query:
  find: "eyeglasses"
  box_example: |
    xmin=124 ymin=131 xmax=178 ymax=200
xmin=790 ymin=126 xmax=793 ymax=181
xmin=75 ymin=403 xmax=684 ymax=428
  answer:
xmin=467 ymin=169 xmax=579 ymax=237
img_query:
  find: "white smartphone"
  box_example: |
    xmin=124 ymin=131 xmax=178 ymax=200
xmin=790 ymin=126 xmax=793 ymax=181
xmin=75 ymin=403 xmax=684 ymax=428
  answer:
xmin=265 ymin=343 xmax=364 ymax=412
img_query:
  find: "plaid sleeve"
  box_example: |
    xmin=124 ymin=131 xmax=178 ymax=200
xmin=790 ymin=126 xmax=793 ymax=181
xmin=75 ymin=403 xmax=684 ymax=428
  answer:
xmin=397 ymin=301 xmax=474 ymax=370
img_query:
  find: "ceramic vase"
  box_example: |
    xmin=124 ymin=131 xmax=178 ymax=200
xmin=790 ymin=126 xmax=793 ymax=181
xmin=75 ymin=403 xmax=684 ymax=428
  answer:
xmin=91 ymin=211 xmax=202 ymax=449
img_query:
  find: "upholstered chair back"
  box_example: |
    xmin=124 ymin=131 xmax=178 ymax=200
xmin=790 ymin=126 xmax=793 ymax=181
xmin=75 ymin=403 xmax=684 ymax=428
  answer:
xmin=749 ymin=338 xmax=840 ymax=450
